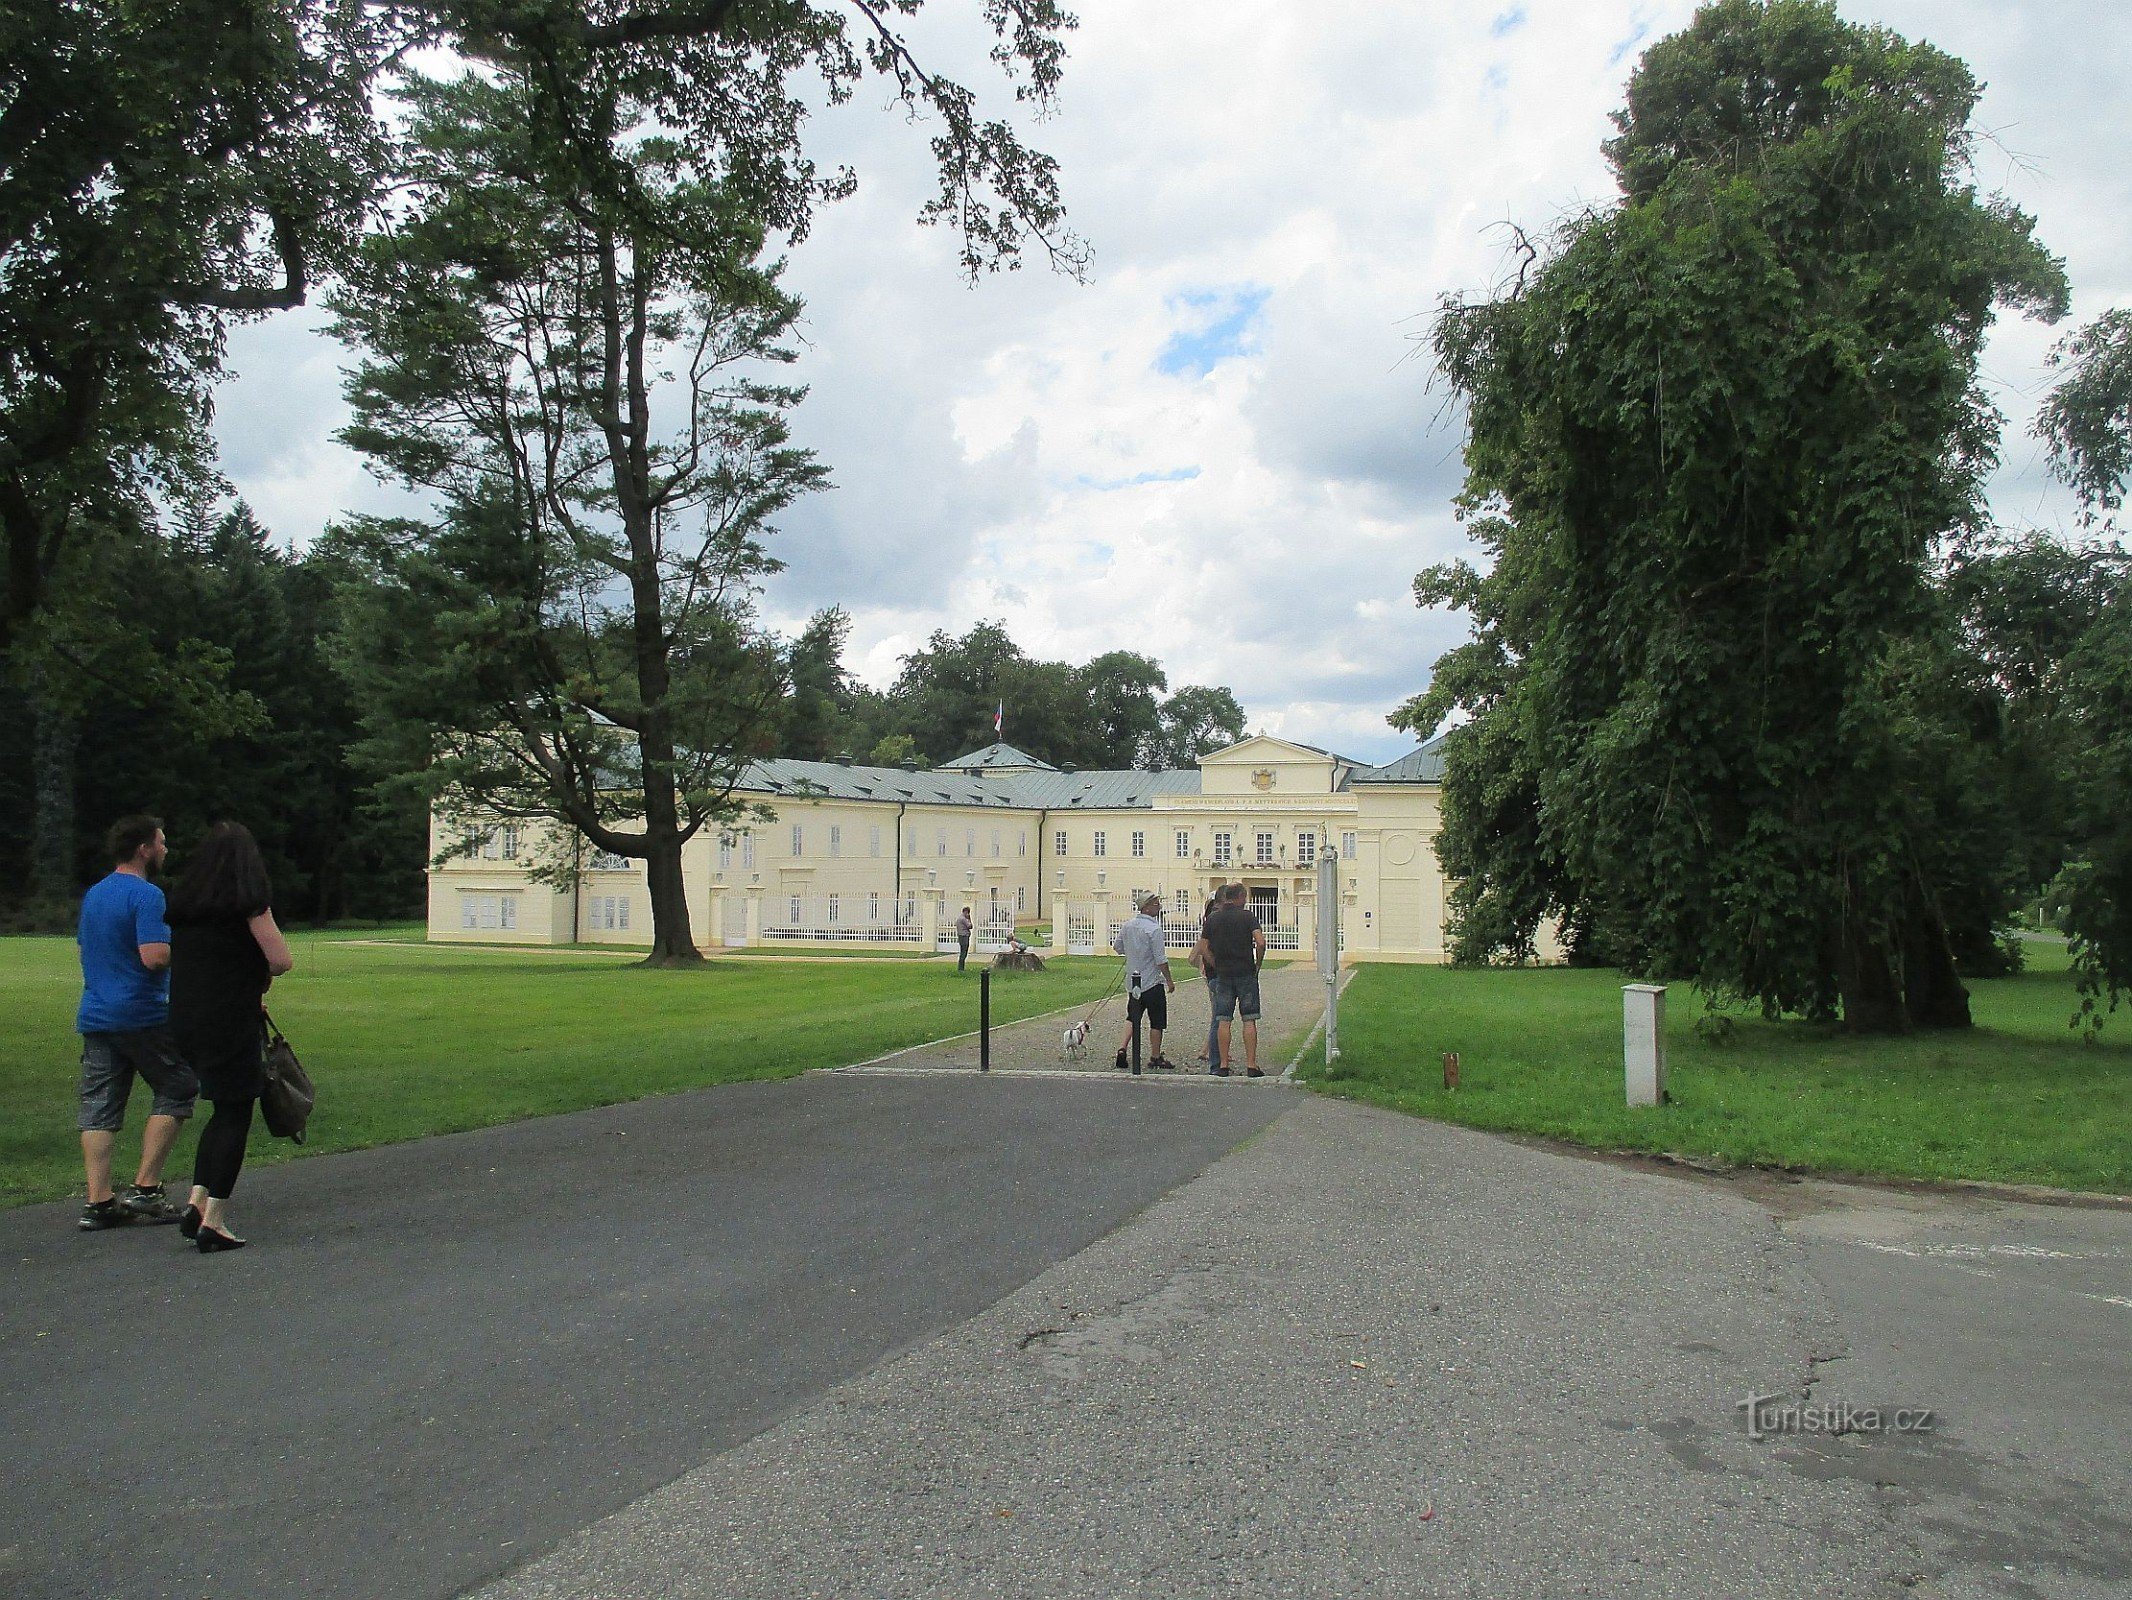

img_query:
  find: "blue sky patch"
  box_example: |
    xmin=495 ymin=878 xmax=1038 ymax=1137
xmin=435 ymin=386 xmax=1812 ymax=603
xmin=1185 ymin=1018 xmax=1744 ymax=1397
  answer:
xmin=1490 ymin=7 xmax=1526 ymax=37
xmin=1071 ymin=466 xmax=1202 ymax=493
xmin=1155 ymin=286 xmax=1269 ymax=378
xmin=1609 ymin=21 xmax=1650 ymax=66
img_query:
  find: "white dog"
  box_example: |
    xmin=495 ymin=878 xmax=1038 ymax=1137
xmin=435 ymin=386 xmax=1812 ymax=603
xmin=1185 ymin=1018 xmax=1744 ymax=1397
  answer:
xmin=1061 ymin=1020 xmax=1091 ymax=1062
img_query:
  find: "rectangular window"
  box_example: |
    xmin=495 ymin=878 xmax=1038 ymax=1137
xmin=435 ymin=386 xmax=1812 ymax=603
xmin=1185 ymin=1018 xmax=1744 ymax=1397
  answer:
xmin=1054 ymin=829 xmax=1067 ymax=857
xmin=1297 ymin=831 xmax=1317 ymax=867
xmin=616 ymin=895 xmax=630 ymax=931
xmin=907 ymin=827 xmax=919 ymax=854
xmin=1130 ymin=830 xmax=1145 ymax=858
xmin=1256 ymin=830 xmax=1276 ymax=865
xmin=1016 ymin=886 xmax=1026 ymax=911
xmin=827 ymin=893 xmax=840 ymax=924
xmin=1341 ymin=831 xmax=1358 ymax=859
xmin=460 ymin=895 xmax=479 ymax=930
xmin=480 ymin=831 xmax=500 ymax=861
xmin=1213 ymin=830 xmax=1232 ymax=865
xmin=904 ymin=894 xmax=917 ymax=923
xmin=937 ymin=829 xmax=948 ymax=857
xmin=499 ymin=825 xmax=520 ymax=861
xmin=718 ymin=834 xmax=733 ymax=869
xmin=499 ymin=894 xmax=518 ymax=931
xmin=791 ymin=824 xmax=804 ymax=857
xmin=1175 ymin=829 xmax=1191 ymax=859
xmin=788 ymin=894 xmax=802 ymax=923
xmin=741 ymin=832 xmax=755 ymax=868
xmin=1175 ymin=889 xmax=1191 ymax=916
xmin=868 ymin=891 xmax=881 ymax=921
xmin=829 ymin=825 xmax=841 ymax=857
xmin=1093 ymin=831 xmax=1107 ymax=858
xmin=965 ymin=829 xmax=975 ymax=857
xmin=1018 ymin=831 xmax=1027 ymax=857
xmin=991 ymin=830 xmax=1001 ymax=858
xmin=869 ymin=825 xmax=882 ymax=857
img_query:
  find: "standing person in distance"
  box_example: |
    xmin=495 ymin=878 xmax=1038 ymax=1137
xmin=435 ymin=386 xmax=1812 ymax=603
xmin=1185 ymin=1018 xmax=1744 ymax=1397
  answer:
xmin=73 ymin=815 xmax=198 ymax=1230
xmin=956 ymin=905 xmax=973 ymax=972
xmin=1192 ymin=890 xmax=1223 ymax=1072
xmin=167 ymin=822 xmax=294 ymax=1253
xmin=1204 ymin=882 xmax=1268 ymax=1077
xmin=1111 ymin=894 xmax=1176 ymax=1071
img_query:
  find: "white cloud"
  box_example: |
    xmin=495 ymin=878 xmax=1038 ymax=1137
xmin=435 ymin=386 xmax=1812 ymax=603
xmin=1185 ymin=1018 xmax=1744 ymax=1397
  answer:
xmin=210 ymin=0 xmax=2132 ymax=763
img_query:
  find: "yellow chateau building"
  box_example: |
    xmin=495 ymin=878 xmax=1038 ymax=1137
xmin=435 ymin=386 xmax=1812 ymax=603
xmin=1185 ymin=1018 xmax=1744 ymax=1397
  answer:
xmin=428 ymin=734 xmax=1456 ymax=961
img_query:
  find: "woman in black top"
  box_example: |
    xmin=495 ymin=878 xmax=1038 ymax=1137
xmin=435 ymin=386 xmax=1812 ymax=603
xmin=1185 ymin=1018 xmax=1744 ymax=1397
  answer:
xmin=167 ymin=822 xmax=294 ymax=1253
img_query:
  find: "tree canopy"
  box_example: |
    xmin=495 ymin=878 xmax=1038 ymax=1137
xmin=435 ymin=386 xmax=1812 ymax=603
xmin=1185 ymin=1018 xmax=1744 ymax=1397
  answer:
xmin=1401 ymin=0 xmax=2068 ymax=1031
xmin=788 ymin=619 xmax=1249 ymax=772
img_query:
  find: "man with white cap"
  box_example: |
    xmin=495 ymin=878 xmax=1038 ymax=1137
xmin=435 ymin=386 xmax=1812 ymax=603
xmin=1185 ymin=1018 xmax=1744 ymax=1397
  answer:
xmin=1111 ymin=893 xmax=1176 ymax=1071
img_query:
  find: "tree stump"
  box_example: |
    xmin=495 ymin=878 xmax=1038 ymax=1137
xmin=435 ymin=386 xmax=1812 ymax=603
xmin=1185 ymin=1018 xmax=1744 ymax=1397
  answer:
xmin=992 ymin=949 xmax=1046 ymax=972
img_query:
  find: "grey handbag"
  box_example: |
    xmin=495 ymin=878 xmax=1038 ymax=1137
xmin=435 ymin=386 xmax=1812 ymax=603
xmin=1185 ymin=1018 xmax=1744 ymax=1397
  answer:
xmin=259 ymin=1012 xmax=317 ymax=1143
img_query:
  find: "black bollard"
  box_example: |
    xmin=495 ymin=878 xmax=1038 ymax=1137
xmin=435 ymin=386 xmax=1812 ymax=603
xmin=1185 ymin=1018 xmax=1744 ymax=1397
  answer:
xmin=1130 ymin=975 xmax=1142 ymax=1076
xmin=980 ymin=968 xmax=991 ymax=1072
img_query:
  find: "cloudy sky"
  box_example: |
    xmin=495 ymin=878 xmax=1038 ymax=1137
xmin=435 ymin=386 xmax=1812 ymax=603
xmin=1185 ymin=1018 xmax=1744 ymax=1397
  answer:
xmin=213 ymin=0 xmax=2131 ymax=764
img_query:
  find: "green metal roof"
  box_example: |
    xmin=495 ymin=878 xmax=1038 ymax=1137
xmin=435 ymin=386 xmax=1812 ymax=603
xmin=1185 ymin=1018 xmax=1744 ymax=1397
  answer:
xmin=936 ymin=741 xmax=1058 ymax=772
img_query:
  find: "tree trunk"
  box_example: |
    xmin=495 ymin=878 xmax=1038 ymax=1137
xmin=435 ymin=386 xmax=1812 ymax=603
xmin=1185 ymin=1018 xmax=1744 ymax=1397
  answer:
xmin=1898 ymin=882 xmax=1972 ymax=1030
xmin=639 ymin=825 xmax=699 ymax=966
xmin=1834 ymin=864 xmax=1907 ymax=1034
xmin=28 ymin=672 xmax=79 ymax=904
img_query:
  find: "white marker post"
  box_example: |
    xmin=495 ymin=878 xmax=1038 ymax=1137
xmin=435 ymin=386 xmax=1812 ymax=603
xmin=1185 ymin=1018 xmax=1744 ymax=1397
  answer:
xmin=1623 ymin=983 xmax=1667 ymax=1107
xmin=1317 ymin=853 xmax=1341 ymax=1067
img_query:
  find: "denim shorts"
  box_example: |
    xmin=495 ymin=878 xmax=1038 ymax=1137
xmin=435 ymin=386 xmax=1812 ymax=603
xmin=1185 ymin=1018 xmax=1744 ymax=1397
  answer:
xmin=1209 ymin=969 xmax=1262 ymax=1022
xmin=78 ymin=1028 xmax=198 ymax=1132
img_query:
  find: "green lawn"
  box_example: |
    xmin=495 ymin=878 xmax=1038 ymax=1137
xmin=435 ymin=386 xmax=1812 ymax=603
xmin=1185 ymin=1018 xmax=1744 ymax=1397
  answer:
xmin=1304 ymin=944 xmax=2132 ymax=1194
xmin=0 ymin=933 xmax=1116 ymax=1207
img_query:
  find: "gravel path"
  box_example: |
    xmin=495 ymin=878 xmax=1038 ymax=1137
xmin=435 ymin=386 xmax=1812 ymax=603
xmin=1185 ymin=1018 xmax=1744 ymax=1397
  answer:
xmin=842 ymin=961 xmax=1332 ymax=1079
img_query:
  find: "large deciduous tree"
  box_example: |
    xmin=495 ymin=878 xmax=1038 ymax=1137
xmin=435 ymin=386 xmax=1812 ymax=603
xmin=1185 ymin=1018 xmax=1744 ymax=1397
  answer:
xmin=1400 ymin=0 xmax=2067 ymax=1030
xmin=3 ymin=0 xmax=1081 ymax=910
xmin=331 ymin=72 xmax=827 ymax=965
xmin=2034 ymin=309 xmax=2132 ymax=1028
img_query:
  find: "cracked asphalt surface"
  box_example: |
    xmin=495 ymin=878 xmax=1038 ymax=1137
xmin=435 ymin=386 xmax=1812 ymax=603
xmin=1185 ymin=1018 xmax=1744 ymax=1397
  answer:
xmin=4 ymin=1065 xmax=2125 ymax=1598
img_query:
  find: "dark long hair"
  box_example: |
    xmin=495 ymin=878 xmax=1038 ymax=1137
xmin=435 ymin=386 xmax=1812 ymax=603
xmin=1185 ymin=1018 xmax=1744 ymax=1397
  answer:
xmin=167 ymin=822 xmax=273 ymax=923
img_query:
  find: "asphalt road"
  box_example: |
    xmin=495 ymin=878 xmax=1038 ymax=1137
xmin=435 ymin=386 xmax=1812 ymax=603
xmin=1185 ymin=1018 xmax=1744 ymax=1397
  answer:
xmin=469 ymin=1105 xmax=2132 ymax=1600
xmin=0 ymin=1073 xmax=1293 ymax=1600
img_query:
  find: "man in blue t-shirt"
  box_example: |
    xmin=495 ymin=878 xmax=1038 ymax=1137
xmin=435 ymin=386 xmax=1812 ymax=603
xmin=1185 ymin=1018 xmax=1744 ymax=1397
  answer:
xmin=74 ymin=815 xmax=197 ymax=1231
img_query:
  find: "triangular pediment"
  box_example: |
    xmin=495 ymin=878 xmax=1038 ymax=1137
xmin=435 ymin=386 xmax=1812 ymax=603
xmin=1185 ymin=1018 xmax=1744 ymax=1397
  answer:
xmin=1196 ymin=735 xmax=1340 ymax=796
xmin=1198 ymin=734 xmax=1332 ymax=766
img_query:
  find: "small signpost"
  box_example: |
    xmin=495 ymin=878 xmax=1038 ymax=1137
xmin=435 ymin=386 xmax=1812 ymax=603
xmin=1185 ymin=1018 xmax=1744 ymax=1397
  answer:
xmin=1623 ymin=983 xmax=1666 ymax=1106
xmin=1317 ymin=853 xmax=1341 ymax=1069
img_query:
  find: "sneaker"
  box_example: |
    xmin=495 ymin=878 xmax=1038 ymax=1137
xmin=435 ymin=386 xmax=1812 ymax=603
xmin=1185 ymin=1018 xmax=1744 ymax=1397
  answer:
xmin=77 ymin=1198 xmax=135 ymax=1231
xmin=120 ymin=1184 xmax=183 ymax=1225
xmin=1245 ymin=1067 xmax=1266 ymax=1078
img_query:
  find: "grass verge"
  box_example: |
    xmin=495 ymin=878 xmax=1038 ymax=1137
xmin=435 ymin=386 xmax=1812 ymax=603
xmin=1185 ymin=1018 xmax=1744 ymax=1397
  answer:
xmin=1301 ymin=945 xmax=2132 ymax=1194
xmin=1 ymin=933 xmax=1117 ymax=1207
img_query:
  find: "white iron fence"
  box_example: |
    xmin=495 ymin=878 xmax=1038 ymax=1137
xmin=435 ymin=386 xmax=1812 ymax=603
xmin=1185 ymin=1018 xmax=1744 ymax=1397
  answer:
xmin=762 ymin=895 xmax=922 ymax=945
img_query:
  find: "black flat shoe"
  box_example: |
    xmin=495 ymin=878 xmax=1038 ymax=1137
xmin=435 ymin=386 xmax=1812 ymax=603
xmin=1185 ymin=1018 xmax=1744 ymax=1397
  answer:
xmin=178 ymin=1205 xmax=201 ymax=1241
xmin=196 ymin=1225 xmax=247 ymax=1254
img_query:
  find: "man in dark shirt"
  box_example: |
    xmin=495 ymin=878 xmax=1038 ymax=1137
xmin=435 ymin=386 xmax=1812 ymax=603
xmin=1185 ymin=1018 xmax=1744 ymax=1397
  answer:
xmin=1202 ymin=883 xmax=1267 ymax=1077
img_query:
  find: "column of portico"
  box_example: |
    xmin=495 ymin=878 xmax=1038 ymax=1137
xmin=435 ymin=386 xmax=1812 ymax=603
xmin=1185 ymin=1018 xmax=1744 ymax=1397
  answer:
xmin=706 ymin=884 xmax=728 ymax=949
xmin=743 ymin=886 xmax=763 ymax=948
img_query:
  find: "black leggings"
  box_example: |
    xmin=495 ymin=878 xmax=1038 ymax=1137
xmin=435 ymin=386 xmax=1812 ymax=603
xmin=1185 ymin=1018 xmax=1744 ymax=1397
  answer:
xmin=192 ymin=1097 xmax=255 ymax=1200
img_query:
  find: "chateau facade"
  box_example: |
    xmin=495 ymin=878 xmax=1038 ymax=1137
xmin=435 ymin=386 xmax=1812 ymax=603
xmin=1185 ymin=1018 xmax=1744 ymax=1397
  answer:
xmin=427 ymin=734 xmax=1457 ymax=962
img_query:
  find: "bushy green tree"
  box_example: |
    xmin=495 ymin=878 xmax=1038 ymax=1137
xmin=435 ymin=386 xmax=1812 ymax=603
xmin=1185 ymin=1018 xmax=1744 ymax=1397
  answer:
xmin=1401 ymin=0 xmax=2067 ymax=1029
xmin=330 ymin=72 xmax=828 ymax=965
xmin=2034 ymin=309 xmax=2132 ymax=1027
